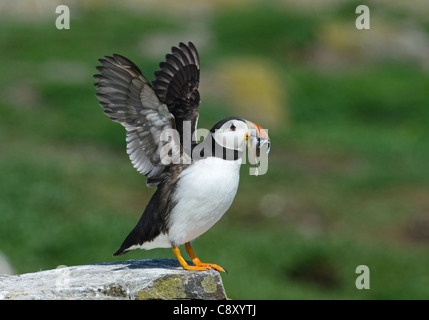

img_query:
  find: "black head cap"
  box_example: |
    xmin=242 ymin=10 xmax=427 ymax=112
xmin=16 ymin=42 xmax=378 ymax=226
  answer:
xmin=209 ymin=116 xmax=245 ymax=133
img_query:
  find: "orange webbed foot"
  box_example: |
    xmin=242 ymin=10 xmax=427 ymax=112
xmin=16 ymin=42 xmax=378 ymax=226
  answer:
xmin=172 ymin=244 xmax=227 ymax=273
xmin=185 ymin=242 xmax=227 ymax=273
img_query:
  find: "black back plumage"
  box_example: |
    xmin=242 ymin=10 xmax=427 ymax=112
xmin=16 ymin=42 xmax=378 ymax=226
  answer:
xmin=113 ymin=166 xmax=183 ymax=256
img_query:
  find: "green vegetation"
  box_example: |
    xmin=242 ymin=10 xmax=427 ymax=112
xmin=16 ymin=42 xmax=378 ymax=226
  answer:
xmin=1 ymin=2 xmax=428 ymax=299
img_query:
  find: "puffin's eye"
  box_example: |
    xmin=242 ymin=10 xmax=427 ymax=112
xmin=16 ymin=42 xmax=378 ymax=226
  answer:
xmin=230 ymin=123 xmax=236 ymax=131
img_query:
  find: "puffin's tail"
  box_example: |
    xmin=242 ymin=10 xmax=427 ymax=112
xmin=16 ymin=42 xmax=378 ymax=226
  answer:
xmin=112 ymin=226 xmax=140 ymax=256
xmin=112 ymin=186 xmax=169 ymax=257
xmin=113 ymin=247 xmax=129 ymax=256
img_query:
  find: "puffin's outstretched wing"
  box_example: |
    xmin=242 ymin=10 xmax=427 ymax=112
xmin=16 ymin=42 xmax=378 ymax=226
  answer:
xmin=94 ymin=54 xmax=180 ymax=187
xmin=152 ymin=42 xmax=200 ymax=144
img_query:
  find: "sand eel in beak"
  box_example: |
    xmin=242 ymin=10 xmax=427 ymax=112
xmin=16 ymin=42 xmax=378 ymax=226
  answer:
xmin=94 ymin=42 xmax=271 ymax=272
xmin=246 ymin=121 xmax=271 ymax=176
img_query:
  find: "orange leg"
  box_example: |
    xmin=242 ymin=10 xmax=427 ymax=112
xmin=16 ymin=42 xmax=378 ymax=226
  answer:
xmin=172 ymin=246 xmax=210 ymax=271
xmin=185 ymin=242 xmax=226 ymax=273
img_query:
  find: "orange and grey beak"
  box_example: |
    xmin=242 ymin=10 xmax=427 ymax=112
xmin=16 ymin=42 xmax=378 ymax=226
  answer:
xmin=246 ymin=121 xmax=271 ymax=156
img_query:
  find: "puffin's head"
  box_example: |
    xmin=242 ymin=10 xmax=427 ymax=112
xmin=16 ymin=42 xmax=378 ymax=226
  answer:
xmin=210 ymin=117 xmax=270 ymax=172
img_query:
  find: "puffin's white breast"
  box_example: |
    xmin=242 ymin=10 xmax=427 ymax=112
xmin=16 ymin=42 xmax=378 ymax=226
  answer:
xmin=167 ymin=157 xmax=241 ymax=246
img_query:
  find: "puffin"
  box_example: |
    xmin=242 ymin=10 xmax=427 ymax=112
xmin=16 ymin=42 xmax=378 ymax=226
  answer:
xmin=94 ymin=42 xmax=270 ymax=272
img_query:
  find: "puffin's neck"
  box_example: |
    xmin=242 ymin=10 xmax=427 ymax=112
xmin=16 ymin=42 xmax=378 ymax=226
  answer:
xmin=189 ymin=133 xmax=243 ymax=162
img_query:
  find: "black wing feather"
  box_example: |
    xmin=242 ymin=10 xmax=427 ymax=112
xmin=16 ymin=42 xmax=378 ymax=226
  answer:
xmin=152 ymin=42 xmax=201 ymax=144
xmin=94 ymin=53 xmax=183 ymax=187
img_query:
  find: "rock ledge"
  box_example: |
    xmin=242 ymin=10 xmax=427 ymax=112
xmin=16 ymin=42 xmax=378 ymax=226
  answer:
xmin=0 ymin=259 xmax=227 ymax=300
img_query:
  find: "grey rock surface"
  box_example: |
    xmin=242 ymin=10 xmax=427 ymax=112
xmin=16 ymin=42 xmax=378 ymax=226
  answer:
xmin=0 ymin=259 xmax=227 ymax=300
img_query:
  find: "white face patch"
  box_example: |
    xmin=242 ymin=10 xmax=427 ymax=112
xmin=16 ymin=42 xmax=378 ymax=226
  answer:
xmin=212 ymin=120 xmax=248 ymax=152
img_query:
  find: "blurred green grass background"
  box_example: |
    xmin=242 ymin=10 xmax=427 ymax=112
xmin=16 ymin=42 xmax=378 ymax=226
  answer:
xmin=1 ymin=0 xmax=429 ymax=299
